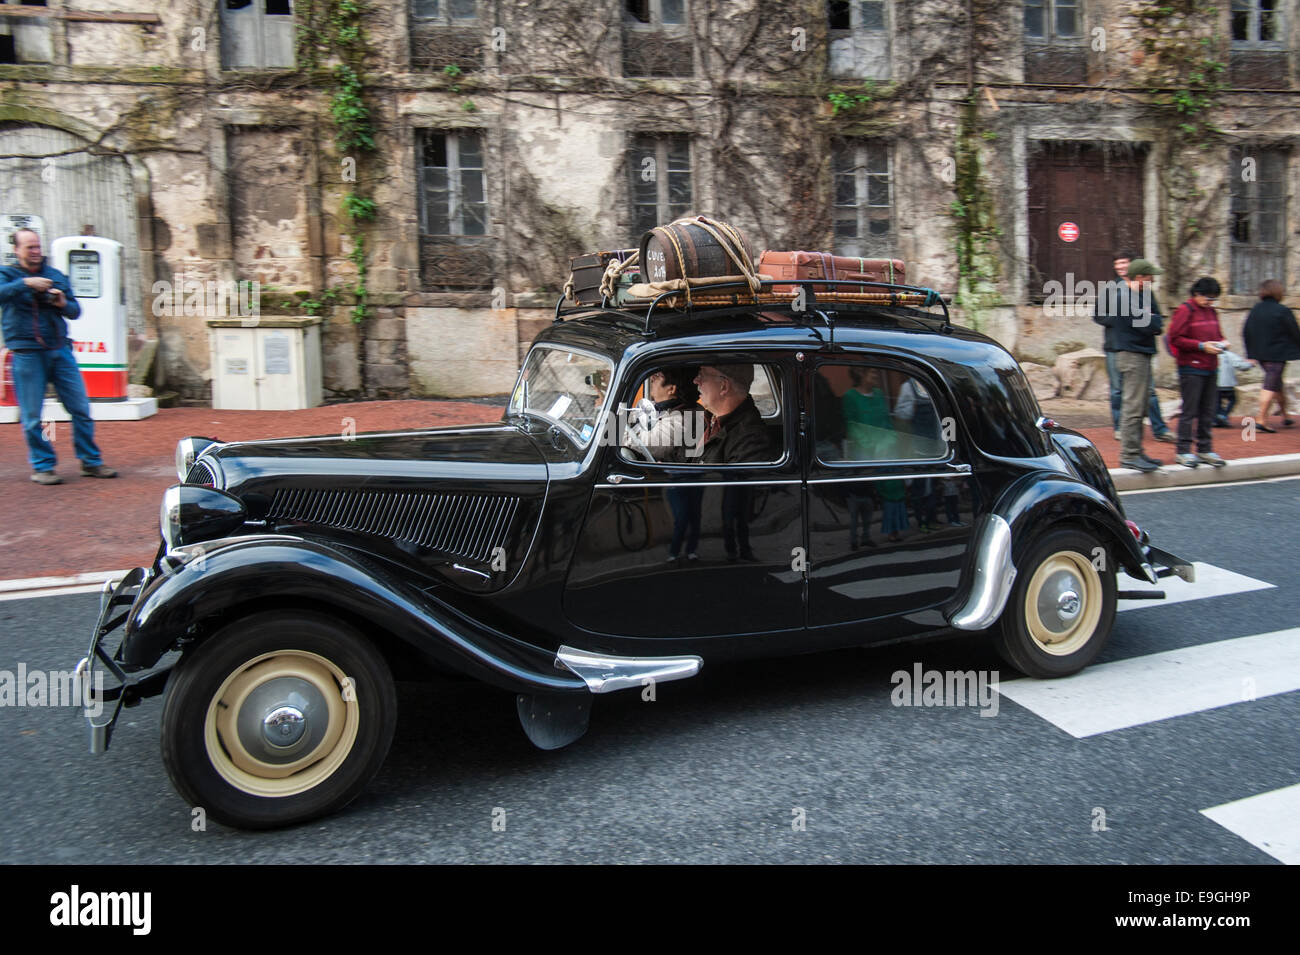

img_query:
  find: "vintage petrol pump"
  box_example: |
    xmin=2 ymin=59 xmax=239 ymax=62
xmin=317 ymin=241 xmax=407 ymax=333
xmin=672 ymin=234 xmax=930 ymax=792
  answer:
xmin=50 ymin=235 xmax=127 ymax=401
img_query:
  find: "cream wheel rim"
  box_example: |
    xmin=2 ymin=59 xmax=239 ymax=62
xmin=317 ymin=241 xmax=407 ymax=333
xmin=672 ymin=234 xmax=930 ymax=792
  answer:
xmin=1024 ymin=551 xmax=1102 ymax=656
xmin=204 ymin=650 xmax=359 ymax=798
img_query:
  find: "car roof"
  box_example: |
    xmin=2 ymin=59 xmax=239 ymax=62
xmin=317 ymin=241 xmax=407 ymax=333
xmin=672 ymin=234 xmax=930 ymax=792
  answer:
xmin=538 ymin=300 xmax=1011 ymax=366
xmin=532 ymin=300 xmax=1052 ymax=460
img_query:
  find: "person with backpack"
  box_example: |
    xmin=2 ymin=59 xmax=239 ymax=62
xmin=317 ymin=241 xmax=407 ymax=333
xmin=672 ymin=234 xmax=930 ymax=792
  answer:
xmin=1166 ymin=277 xmax=1229 ymax=468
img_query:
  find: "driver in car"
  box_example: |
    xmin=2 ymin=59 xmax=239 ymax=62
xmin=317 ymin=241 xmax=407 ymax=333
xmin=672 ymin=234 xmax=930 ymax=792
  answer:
xmin=626 ymin=366 xmax=704 ymax=463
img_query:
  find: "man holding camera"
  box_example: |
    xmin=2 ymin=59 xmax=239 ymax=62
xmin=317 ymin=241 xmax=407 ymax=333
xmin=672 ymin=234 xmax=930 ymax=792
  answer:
xmin=0 ymin=228 xmax=115 ymax=484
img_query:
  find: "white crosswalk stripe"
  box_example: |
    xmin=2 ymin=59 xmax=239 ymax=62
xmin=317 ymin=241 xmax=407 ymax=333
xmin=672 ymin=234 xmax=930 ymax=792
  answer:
xmin=1201 ymin=784 xmax=1300 ymax=865
xmin=995 ymin=627 xmax=1300 ymax=738
xmin=1118 ymin=562 xmax=1273 ymax=613
xmin=999 ymin=558 xmax=1298 ymax=861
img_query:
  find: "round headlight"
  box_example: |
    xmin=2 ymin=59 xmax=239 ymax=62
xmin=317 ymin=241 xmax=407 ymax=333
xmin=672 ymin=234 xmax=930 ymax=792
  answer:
xmin=176 ymin=436 xmax=220 ymax=482
xmin=159 ymin=485 xmax=246 ymax=550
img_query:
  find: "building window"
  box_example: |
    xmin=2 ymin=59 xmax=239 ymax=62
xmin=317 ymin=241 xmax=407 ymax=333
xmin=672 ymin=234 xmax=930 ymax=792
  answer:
xmin=1232 ymin=0 xmax=1283 ymax=44
xmin=629 ymin=135 xmax=692 ymax=237
xmin=828 ymin=1 xmax=890 ymax=78
xmin=1024 ymin=0 xmax=1080 ymax=41
xmin=221 ymin=0 xmax=296 ymax=69
xmin=626 ymin=0 xmax=685 ymax=27
xmin=623 ymin=0 xmax=692 ymax=76
xmin=1 ymin=0 xmax=54 ymax=65
xmin=411 ymin=0 xmax=476 ymax=21
xmin=1230 ymin=146 xmax=1288 ymax=295
xmin=832 ymin=140 xmax=893 ymax=258
xmin=418 ymin=130 xmax=487 ymax=236
xmin=409 ymin=0 xmax=482 ymax=71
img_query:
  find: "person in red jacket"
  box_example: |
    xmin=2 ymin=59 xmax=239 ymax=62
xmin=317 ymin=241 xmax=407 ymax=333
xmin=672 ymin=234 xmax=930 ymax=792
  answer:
xmin=1166 ymin=277 xmax=1229 ymax=468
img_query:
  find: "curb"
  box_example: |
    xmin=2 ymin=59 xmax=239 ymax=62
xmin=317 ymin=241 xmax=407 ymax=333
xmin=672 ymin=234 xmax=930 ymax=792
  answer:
xmin=0 ymin=569 xmax=132 ymax=602
xmin=1109 ymin=452 xmax=1300 ymax=491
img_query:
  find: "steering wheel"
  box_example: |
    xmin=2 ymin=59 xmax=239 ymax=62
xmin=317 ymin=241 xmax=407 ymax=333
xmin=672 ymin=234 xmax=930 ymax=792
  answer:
xmin=625 ymin=426 xmax=657 ymax=463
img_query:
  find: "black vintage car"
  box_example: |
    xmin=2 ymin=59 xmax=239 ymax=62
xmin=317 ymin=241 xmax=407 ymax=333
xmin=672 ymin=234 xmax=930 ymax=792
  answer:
xmin=79 ymin=281 xmax=1193 ymax=829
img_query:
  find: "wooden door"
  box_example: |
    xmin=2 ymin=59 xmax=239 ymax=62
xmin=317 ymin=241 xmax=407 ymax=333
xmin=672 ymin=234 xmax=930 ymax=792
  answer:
xmin=1027 ymin=142 xmax=1145 ymax=300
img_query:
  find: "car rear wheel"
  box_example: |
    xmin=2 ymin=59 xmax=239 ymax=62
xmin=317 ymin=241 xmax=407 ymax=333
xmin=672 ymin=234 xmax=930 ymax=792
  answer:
xmin=995 ymin=529 xmax=1116 ymax=678
xmin=160 ymin=610 xmax=396 ymax=830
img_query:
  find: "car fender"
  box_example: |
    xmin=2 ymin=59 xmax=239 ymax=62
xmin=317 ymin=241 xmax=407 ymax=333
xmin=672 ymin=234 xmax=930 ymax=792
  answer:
xmin=947 ymin=472 xmax=1151 ymax=632
xmin=122 ymin=536 xmax=588 ymax=696
xmin=994 ymin=472 xmax=1150 ymax=580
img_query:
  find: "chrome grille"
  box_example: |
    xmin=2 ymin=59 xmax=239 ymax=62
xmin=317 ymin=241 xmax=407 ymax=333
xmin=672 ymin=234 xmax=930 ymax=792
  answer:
xmin=266 ymin=489 xmax=521 ymax=563
xmin=185 ymin=461 xmax=216 ymax=487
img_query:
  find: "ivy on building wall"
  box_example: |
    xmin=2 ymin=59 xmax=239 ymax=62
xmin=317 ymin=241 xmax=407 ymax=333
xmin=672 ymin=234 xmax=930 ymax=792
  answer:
xmin=1133 ymin=0 xmax=1228 ymax=295
xmin=949 ymin=95 xmax=1001 ymax=329
xmin=296 ymin=0 xmax=375 ymax=323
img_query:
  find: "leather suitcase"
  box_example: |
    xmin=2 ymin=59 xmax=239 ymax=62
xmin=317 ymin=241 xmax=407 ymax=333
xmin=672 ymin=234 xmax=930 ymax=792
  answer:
xmin=759 ymin=251 xmax=906 ymax=294
xmin=567 ymin=249 xmax=638 ymax=305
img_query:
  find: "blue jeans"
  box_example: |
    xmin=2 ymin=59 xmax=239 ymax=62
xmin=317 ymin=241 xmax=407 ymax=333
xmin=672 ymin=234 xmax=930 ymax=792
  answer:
xmin=11 ymin=346 xmax=103 ymax=471
xmin=1106 ymin=351 xmax=1169 ymax=435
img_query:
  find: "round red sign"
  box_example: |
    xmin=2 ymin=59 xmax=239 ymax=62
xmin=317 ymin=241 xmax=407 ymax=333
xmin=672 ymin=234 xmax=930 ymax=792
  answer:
xmin=1058 ymin=221 xmax=1080 ymax=242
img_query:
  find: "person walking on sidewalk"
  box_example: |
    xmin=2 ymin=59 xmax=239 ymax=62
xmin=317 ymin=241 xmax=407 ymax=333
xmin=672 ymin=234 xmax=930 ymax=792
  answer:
xmin=1167 ymin=277 xmax=1228 ymax=469
xmin=1096 ymin=252 xmax=1175 ymax=444
xmin=1096 ymin=258 xmax=1165 ymax=472
xmin=0 ymin=229 xmax=116 ymax=485
xmin=1242 ymin=279 xmax=1300 ymax=433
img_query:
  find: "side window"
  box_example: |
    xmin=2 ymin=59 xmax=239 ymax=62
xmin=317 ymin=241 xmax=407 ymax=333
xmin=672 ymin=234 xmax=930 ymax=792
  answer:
xmin=618 ymin=360 xmax=784 ymax=465
xmin=815 ymin=363 xmax=949 ymax=463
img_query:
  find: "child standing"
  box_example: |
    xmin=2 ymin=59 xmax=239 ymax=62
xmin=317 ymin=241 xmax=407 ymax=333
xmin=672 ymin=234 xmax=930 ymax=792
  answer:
xmin=1214 ymin=347 xmax=1255 ymax=427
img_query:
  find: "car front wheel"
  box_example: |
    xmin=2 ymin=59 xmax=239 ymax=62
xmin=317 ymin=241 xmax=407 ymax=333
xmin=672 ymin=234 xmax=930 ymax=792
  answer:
xmin=995 ymin=528 xmax=1116 ymax=678
xmin=160 ymin=610 xmax=396 ymax=830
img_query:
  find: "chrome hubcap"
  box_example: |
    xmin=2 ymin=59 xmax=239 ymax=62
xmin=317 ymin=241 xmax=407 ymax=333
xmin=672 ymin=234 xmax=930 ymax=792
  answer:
xmin=1057 ymin=589 xmax=1081 ymax=620
xmin=263 ymin=705 xmax=307 ymax=747
xmin=237 ymin=676 xmax=329 ymax=764
xmin=1036 ymin=569 xmax=1083 ymax=633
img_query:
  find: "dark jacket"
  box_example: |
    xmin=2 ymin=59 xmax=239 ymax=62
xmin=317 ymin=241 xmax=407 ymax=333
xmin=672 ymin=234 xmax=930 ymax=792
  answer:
xmin=1092 ymin=277 xmax=1123 ymax=351
xmin=1094 ymin=281 xmax=1163 ymax=354
xmin=0 ymin=260 xmax=82 ymax=351
xmin=1167 ymin=299 xmax=1223 ymax=371
xmin=699 ymin=395 xmax=772 ymax=465
xmin=1242 ymin=298 xmax=1300 ymax=363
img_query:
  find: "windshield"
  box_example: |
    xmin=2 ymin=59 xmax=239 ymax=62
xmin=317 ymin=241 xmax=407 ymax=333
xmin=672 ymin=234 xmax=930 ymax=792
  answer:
xmin=508 ymin=345 xmax=616 ymax=447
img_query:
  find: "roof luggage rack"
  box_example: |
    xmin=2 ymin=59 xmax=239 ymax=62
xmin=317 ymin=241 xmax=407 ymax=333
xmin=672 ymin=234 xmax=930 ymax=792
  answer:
xmin=553 ymin=278 xmax=951 ymax=338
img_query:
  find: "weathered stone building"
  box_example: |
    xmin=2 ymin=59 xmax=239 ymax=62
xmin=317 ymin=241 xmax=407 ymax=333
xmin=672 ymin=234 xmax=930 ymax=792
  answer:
xmin=2 ymin=0 xmax=1297 ymax=401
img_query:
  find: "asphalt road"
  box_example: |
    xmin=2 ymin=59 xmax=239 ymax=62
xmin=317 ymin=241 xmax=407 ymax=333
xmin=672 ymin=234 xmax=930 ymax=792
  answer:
xmin=1 ymin=477 xmax=1296 ymax=864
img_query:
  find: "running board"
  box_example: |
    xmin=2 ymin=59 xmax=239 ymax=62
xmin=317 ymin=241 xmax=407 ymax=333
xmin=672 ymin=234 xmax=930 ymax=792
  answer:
xmin=555 ymin=645 xmax=703 ymax=694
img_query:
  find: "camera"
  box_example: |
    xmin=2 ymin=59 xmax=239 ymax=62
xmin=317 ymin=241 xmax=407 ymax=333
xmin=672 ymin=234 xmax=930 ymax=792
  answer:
xmin=37 ymin=290 xmax=60 ymax=306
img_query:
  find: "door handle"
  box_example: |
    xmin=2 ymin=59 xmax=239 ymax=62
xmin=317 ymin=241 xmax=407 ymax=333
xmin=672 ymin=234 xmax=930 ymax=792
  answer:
xmin=606 ymin=472 xmax=645 ymax=484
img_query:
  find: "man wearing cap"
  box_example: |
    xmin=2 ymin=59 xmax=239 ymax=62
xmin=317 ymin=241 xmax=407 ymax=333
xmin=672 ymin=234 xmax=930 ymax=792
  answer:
xmin=694 ymin=363 xmax=772 ymax=562
xmin=0 ymin=228 xmax=116 ymax=484
xmin=693 ymin=363 xmax=771 ymax=465
xmin=1097 ymin=258 xmax=1165 ymax=472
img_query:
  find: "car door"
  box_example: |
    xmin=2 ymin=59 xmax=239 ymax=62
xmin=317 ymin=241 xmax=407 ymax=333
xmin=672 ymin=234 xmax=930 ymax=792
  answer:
xmin=805 ymin=356 xmax=976 ymax=636
xmin=563 ymin=352 xmax=806 ymax=641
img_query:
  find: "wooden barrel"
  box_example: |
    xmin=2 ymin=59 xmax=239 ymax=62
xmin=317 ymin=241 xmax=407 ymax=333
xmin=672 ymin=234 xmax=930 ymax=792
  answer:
xmin=567 ymin=249 xmax=637 ymax=304
xmin=638 ymin=217 xmax=755 ymax=285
